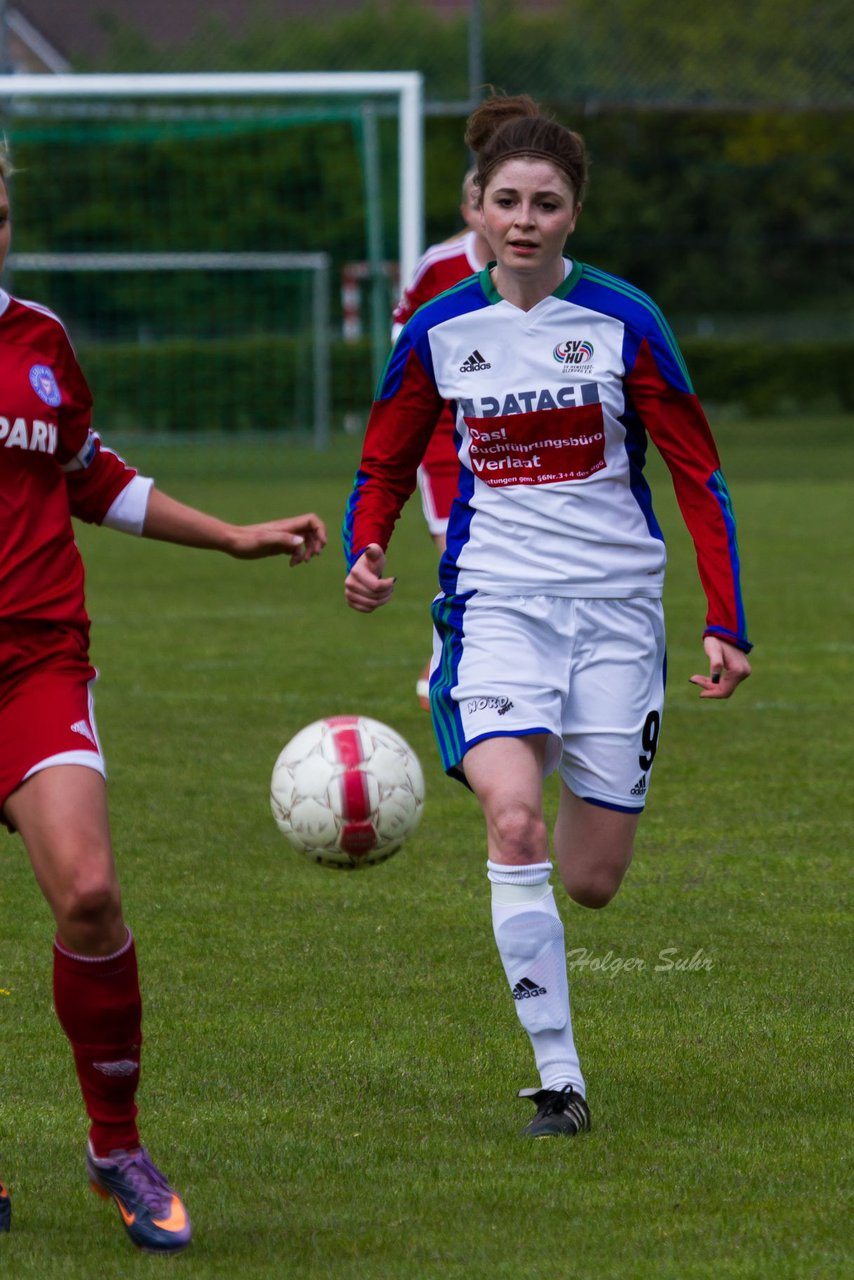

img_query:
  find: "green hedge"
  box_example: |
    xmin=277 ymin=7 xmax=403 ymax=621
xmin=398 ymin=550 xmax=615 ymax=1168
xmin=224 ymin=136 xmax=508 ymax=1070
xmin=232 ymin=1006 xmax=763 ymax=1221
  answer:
xmin=78 ymin=336 xmax=854 ymax=435
xmin=682 ymin=338 xmax=854 ymax=417
xmin=79 ymin=336 xmax=377 ymax=435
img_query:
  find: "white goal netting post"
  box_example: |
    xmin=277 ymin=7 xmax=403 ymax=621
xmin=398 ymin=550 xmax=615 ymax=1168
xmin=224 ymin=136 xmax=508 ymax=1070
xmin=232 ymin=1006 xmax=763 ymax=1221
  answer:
xmin=0 ymin=72 xmax=424 ymax=447
xmin=11 ymin=251 xmax=333 ymax=445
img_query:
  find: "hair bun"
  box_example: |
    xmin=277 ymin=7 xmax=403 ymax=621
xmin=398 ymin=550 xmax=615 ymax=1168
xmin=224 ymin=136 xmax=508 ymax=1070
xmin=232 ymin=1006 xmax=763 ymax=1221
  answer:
xmin=464 ymin=93 xmax=588 ymax=202
xmin=464 ymin=93 xmax=540 ymax=153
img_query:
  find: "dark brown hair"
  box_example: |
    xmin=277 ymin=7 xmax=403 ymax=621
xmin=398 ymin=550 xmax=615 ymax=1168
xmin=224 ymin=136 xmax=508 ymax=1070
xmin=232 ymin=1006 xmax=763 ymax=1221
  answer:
xmin=465 ymin=94 xmax=588 ymax=202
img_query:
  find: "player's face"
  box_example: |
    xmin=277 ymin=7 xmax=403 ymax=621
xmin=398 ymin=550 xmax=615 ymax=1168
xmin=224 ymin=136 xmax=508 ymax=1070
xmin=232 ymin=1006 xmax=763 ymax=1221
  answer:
xmin=0 ymin=179 xmax=10 ymax=276
xmin=481 ymin=158 xmax=579 ymax=278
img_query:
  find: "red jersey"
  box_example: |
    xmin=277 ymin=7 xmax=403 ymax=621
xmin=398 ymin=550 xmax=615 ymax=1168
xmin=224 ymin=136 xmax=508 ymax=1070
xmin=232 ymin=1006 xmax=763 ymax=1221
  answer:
xmin=392 ymin=231 xmax=487 ymax=475
xmin=0 ymin=290 xmax=139 ymax=635
xmin=392 ymin=230 xmax=486 ymax=332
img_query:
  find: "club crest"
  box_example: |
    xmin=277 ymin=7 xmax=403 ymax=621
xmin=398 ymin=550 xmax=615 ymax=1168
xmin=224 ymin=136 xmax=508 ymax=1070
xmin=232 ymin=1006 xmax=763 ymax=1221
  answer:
xmin=29 ymin=364 xmax=62 ymax=407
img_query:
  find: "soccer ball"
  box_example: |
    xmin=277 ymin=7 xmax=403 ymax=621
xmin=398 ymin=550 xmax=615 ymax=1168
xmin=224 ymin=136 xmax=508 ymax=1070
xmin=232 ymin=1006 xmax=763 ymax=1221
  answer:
xmin=270 ymin=715 xmax=425 ymax=869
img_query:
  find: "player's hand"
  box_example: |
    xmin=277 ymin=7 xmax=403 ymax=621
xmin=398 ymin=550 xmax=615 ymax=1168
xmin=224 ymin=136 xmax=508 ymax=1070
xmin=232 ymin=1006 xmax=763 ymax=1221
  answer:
xmin=226 ymin=514 xmax=327 ymax=565
xmin=689 ymin=636 xmax=752 ymax=699
xmin=345 ymin=544 xmax=395 ymax=612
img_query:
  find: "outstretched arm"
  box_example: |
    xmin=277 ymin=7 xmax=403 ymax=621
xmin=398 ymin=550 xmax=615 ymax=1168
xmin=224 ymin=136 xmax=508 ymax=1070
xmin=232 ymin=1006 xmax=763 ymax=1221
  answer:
xmin=142 ymin=488 xmax=326 ymax=565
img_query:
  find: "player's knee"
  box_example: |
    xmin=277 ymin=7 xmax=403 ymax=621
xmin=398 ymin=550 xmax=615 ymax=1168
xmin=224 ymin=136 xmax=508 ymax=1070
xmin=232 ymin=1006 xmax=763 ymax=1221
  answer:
xmin=61 ymin=874 xmax=122 ymax=935
xmin=488 ymin=804 xmax=548 ymax=862
xmin=561 ymin=866 xmax=623 ymax=909
xmin=568 ymin=882 xmax=617 ymax=909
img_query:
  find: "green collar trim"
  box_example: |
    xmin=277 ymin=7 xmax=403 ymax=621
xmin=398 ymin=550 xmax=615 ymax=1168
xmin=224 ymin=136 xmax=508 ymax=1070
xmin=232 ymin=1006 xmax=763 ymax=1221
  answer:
xmin=479 ymin=257 xmax=584 ymax=304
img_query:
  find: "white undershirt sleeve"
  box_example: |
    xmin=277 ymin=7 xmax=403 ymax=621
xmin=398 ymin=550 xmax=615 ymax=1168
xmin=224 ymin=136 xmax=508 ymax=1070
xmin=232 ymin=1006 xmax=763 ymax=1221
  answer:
xmin=102 ymin=474 xmax=154 ymax=535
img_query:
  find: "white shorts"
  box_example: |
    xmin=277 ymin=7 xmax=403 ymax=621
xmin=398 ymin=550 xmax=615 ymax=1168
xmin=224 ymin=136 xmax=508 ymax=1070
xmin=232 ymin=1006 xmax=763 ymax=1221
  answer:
xmin=429 ymin=592 xmax=666 ymax=812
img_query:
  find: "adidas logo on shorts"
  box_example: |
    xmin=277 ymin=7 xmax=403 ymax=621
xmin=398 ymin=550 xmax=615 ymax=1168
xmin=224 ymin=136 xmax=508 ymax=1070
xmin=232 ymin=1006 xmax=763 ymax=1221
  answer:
xmin=70 ymin=719 xmax=96 ymax=746
xmin=630 ymin=775 xmax=648 ymax=796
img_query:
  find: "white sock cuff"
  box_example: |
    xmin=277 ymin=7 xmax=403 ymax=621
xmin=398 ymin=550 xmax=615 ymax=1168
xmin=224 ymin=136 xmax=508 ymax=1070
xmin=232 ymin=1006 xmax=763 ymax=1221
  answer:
xmin=488 ymin=860 xmax=553 ymax=905
xmin=487 ymin=860 xmax=553 ymax=886
xmin=54 ymin=927 xmax=133 ymax=963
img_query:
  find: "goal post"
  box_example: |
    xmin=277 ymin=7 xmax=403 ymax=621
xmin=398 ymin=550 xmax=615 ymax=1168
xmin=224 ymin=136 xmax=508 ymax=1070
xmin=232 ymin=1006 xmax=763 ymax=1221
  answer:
xmin=10 ymin=251 xmax=333 ymax=448
xmin=0 ymin=72 xmax=424 ymax=444
xmin=0 ymin=73 xmax=424 ymax=289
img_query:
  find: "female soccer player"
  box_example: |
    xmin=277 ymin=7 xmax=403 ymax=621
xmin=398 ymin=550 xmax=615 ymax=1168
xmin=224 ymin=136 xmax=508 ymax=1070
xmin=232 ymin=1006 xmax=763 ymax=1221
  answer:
xmin=344 ymin=94 xmax=752 ymax=1138
xmin=392 ymin=168 xmax=492 ymax=708
xmin=0 ymin=148 xmax=325 ymax=1250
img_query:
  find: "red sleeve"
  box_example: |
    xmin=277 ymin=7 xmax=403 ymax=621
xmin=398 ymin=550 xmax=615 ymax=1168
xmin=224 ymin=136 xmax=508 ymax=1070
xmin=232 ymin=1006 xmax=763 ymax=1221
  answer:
xmin=45 ymin=334 xmax=138 ymax=524
xmin=343 ymin=341 xmax=444 ymax=566
xmin=51 ymin=332 xmax=94 ymax=459
xmin=392 ymin=262 xmax=443 ymax=328
xmin=64 ymin=435 xmax=139 ymax=525
xmin=626 ymin=337 xmax=751 ymax=651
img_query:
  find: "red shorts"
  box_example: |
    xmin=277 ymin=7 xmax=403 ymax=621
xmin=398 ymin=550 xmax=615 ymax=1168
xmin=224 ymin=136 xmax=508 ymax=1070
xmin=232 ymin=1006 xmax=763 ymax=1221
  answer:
xmin=418 ymin=408 xmax=459 ymax=535
xmin=0 ymin=622 xmax=104 ymax=822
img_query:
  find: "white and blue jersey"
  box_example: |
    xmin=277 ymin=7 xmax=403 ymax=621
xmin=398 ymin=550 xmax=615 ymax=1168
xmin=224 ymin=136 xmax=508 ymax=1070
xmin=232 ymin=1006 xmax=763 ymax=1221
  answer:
xmin=344 ymin=258 xmax=750 ymax=653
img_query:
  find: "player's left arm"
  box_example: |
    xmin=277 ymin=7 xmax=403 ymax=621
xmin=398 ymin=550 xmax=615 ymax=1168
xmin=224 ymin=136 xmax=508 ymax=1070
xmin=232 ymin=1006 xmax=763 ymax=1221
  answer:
xmin=625 ymin=325 xmax=752 ymax=698
xmin=689 ymin=634 xmax=752 ymax=700
xmin=141 ymin=487 xmax=326 ymax=565
xmin=64 ymin=428 xmax=326 ymax=564
xmin=54 ymin=340 xmax=147 ymax=524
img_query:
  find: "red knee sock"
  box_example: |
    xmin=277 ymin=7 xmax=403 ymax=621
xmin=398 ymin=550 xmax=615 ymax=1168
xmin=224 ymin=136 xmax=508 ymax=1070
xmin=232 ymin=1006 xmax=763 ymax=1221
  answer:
xmin=53 ymin=929 xmax=142 ymax=1157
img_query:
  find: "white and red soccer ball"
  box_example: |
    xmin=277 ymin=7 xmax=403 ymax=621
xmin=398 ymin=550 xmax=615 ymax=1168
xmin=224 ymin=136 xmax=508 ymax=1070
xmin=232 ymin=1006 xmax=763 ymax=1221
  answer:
xmin=270 ymin=716 xmax=425 ymax=869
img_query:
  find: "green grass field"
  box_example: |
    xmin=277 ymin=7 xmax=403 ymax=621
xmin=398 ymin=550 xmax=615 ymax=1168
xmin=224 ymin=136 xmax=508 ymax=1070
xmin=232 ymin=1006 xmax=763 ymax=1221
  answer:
xmin=1 ymin=416 xmax=851 ymax=1278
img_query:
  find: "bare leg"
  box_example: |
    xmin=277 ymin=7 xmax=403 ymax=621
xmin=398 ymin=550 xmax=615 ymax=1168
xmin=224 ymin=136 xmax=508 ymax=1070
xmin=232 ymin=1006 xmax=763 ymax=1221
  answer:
xmin=4 ymin=765 xmax=125 ymax=953
xmin=463 ymin=735 xmax=584 ymax=1098
xmin=4 ymin=764 xmax=143 ymax=1155
xmin=462 ymin=734 xmax=550 ymax=864
xmin=553 ymin=784 xmax=640 ymax=909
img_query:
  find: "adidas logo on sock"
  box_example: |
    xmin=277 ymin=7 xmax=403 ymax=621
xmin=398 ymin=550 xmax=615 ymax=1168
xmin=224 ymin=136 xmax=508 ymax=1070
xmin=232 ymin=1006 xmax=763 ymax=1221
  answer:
xmin=512 ymin=976 xmax=547 ymax=1000
xmin=92 ymin=1058 xmax=139 ymax=1077
xmin=459 ymin=349 xmax=491 ymax=373
xmin=630 ymin=775 xmax=648 ymax=796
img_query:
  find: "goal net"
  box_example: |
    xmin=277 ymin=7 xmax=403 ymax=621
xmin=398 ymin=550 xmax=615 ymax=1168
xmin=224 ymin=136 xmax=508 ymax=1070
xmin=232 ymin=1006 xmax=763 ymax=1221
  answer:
xmin=0 ymin=72 xmax=424 ymax=446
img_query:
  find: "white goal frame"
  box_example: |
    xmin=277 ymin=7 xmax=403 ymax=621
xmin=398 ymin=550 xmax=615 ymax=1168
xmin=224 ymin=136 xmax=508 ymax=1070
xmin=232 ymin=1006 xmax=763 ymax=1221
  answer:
xmin=0 ymin=72 xmax=425 ymax=288
xmin=1 ymin=72 xmax=424 ymax=445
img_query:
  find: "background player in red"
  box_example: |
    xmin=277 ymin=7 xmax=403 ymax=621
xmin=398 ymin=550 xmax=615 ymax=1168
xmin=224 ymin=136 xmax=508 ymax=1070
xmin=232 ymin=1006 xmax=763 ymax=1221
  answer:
xmin=0 ymin=147 xmax=326 ymax=1253
xmin=392 ymin=168 xmax=491 ymax=707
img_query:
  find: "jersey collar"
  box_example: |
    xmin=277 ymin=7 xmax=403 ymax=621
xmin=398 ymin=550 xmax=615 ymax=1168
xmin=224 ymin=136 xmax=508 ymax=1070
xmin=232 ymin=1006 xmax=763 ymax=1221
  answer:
xmin=479 ymin=257 xmax=584 ymax=305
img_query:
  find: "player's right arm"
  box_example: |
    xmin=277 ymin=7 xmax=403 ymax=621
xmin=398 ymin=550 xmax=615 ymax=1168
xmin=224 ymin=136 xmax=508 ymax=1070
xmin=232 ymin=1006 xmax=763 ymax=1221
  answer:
xmin=342 ymin=326 xmax=444 ymax=609
xmin=344 ymin=544 xmax=394 ymax=612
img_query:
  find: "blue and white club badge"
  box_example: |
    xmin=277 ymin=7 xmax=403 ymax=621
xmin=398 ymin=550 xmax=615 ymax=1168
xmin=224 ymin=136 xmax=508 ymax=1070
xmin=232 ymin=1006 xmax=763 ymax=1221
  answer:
xmin=29 ymin=364 xmax=62 ymax=407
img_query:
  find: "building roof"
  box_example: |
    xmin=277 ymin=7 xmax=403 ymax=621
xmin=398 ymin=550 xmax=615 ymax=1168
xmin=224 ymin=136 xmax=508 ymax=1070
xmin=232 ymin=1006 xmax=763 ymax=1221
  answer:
xmin=8 ymin=0 xmax=374 ymax=70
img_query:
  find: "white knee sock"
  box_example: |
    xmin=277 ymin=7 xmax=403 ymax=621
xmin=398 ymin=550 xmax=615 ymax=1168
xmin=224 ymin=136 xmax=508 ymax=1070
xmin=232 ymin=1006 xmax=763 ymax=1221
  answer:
xmin=488 ymin=860 xmax=585 ymax=1096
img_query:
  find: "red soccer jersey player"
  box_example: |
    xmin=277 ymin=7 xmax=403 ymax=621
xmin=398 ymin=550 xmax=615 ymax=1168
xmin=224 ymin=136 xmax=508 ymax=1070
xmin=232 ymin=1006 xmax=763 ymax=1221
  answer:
xmin=0 ymin=149 xmax=326 ymax=1254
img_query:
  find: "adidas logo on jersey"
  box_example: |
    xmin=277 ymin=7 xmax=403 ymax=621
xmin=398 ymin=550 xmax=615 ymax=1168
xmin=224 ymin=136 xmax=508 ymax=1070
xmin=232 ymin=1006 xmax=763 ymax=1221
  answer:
xmin=459 ymin=349 xmax=491 ymax=373
xmin=630 ymin=775 xmax=648 ymax=796
xmin=70 ymin=719 xmax=96 ymax=746
xmin=512 ymin=976 xmax=547 ymax=1000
